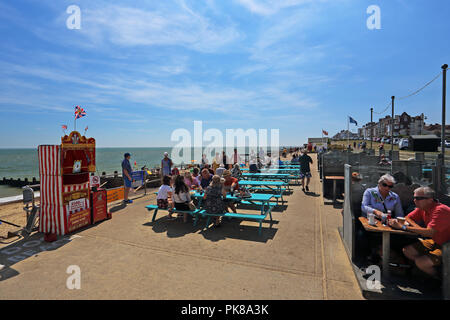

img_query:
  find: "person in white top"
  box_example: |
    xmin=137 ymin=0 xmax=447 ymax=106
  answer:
xmin=157 ymin=175 xmax=174 ymax=218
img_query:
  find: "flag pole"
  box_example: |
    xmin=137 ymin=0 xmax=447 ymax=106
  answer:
xmin=347 ymin=117 xmax=350 ymax=150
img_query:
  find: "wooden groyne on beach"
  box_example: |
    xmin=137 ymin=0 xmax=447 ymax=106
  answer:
xmin=1 ymin=171 xmax=163 ymax=191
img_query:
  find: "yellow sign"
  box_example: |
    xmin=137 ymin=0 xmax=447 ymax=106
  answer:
xmin=106 ymin=186 xmax=124 ymax=203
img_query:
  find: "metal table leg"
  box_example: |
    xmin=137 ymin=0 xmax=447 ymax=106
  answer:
xmin=333 ymin=179 xmax=337 ymax=203
xmin=382 ymin=232 xmax=391 ymax=278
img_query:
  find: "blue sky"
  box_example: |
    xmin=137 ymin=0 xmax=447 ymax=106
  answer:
xmin=0 ymin=0 xmax=449 ymax=148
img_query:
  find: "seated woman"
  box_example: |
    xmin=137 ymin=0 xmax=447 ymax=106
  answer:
xmin=184 ymin=171 xmax=200 ymax=190
xmin=172 ymin=175 xmax=195 ymax=223
xmin=222 ymin=170 xmax=239 ymax=213
xmin=203 ymin=175 xmax=227 ymax=227
xmin=192 ymin=167 xmax=201 ymax=184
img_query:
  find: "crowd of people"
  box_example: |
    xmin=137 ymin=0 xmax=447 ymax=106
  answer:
xmin=153 ymin=148 xmax=315 ymax=226
xmin=153 ymin=149 xmax=249 ymax=227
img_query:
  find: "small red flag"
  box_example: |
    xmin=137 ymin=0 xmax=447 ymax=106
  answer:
xmin=322 ymin=129 xmax=328 ymax=136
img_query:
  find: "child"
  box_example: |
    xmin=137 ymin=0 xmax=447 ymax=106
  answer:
xmin=157 ymin=175 xmax=175 ymax=218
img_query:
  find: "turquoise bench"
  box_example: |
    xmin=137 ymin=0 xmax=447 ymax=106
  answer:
xmin=199 ymin=205 xmax=274 ymax=235
xmin=247 ymin=186 xmax=287 ymax=191
xmin=145 ymin=205 xmax=202 ymax=222
xmin=239 ymin=200 xmax=278 ymax=206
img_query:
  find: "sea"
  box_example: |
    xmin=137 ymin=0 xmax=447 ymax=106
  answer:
xmin=0 ymin=147 xmax=277 ymax=198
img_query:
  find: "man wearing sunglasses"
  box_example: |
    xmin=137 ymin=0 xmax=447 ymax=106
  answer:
xmin=359 ymin=174 xmax=404 ymax=262
xmin=389 ymin=187 xmax=450 ymax=278
xmin=361 ymin=174 xmax=404 ymax=220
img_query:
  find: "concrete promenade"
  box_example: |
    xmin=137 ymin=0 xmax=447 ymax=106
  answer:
xmin=0 ymin=154 xmax=363 ymax=299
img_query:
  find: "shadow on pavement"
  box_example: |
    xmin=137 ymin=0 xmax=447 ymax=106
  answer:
xmin=199 ymin=218 xmax=277 ymax=243
xmin=0 ymin=232 xmax=79 ymax=282
xmin=143 ymin=215 xmax=204 ymax=238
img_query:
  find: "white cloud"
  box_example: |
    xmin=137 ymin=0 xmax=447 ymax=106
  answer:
xmin=234 ymin=0 xmax=320 ymax=16
xmin=34 ymin=1 xmax=242 ymax=53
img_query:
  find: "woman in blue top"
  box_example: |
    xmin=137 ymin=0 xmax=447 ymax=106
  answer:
xmin=361 ymin=174 xmax=404 ymax=219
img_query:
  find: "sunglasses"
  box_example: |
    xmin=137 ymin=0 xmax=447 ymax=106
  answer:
xmin=414 ymin=196 xmax=431 ymax=201
xmin=381 ymin=183 xmax=394 ymax=188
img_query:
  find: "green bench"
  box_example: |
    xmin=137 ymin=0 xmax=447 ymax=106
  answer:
xmin=145 ymin=205 xmax=202 ymax=222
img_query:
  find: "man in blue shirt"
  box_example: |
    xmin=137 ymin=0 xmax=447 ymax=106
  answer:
xmin=358 ymin=174 xmax=405 ymax=263
xmin=122 ymin=153 xmax=134 ymax=204
xmin=199 ymin=168 xmax=212 ymax=190
xmin=361 ymin=174 xmax=404 ymax=218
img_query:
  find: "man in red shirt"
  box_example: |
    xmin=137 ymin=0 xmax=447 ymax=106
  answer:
xmin=389 ymin=186 xmax=450 ymax=277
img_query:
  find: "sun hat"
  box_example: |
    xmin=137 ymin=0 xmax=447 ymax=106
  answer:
xmin=164 ymin=152 xmax=169 ymax=156
xmin=222 ymin=170 xmax=231 ymax=177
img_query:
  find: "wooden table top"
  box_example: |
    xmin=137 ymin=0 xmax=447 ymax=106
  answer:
xmin=325 ymin=176 xmax=345 ymax=180
xmin=358 ymin=217 xmax=417 ymax=236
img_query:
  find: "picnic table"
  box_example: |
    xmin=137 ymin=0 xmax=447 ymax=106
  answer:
xmin=192 ymin=191 xmax=275 ymax=215
xmin=149 ymin=191 xmax=276 ymax=234
xmin=241 ymin=168 xmax=300 ymax=173
xmin=324 ymin=175 xmax=345 ymax=203
xmin=238 ymin=180 xmax=287 ymax=202
xmin=241 ymin=173 xmax=293 ymax=184
xmin=359 ymin=217 xmax=418 ymax=278
xmin=192 ymin=191 xmax=274 ymax=234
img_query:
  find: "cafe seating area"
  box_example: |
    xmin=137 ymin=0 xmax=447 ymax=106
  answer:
xmin=318 ymin=149 xmax=450 ymax=299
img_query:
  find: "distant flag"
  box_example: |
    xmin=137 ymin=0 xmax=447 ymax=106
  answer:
xmin=349 ymin=116 xmax=358 ymax=126
xmin=322 ymin=129 xmax=328 ymax=136
xmin=62 ymin=125 xmax=68 ymax=130
xmin=74 ymin=105 xmax=87 ymax=119
xmin=84 ymin=125 xmax=88 ymax=135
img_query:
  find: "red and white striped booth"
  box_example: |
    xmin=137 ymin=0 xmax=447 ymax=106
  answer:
xmin=38 ymin=131 xmax=96 ymax=235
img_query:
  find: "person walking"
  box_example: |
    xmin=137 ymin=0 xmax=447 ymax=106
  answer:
xmin=122 ymin=153 xmax=134 ymax=204
xmin=232 ymin=148 xmax=241 ymax=166
xmin=299 ymin=149 xmax=313 ymax=192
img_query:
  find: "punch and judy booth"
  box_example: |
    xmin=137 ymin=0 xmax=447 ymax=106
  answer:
xmin=38 ymin=131 xmax=96 ymax=237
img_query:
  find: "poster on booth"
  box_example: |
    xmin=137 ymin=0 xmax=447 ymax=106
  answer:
xmin=67 ymin=198 xmax=91 ymax=232
xmin=131 ymin=171 xmax=145 ymax=188
xmin=69 ymin=198 xmax=86 ymax=212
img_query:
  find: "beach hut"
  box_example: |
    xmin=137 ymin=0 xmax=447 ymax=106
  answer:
xmin=38 ymin=131 xmax=96 ymax=236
